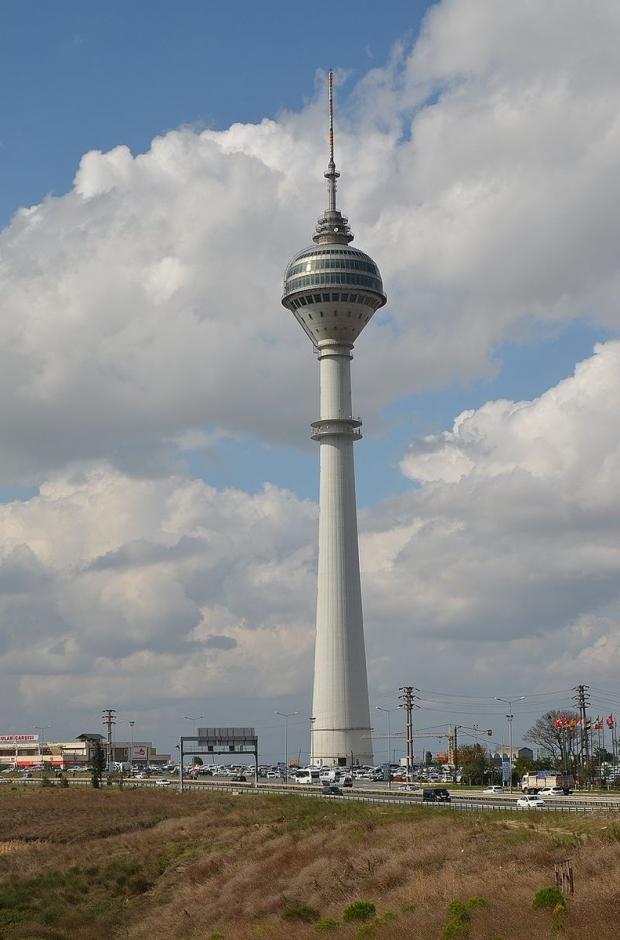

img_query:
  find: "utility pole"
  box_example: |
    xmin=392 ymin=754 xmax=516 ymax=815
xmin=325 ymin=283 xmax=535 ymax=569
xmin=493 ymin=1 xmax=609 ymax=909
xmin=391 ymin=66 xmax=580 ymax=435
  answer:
xmin=398 ymin=687 xmax=418 ymax=782
xmin=574 ymin=685 xmax=591 ymax=776
xmin=449 ymin=725 xmax=458 ymax=785
xmin=128 ymin=721 xmax=135 ymax=772
xmin=102 ymin=708 xmax=116 ymax=772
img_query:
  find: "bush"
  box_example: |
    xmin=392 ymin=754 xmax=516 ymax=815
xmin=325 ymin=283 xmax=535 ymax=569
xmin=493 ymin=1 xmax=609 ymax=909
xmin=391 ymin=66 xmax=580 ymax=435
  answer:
xmin=446 ymin=901 xmax=471 ymax=923
xmin=283 ymin=903 xmax=320 ymax=923
xmin=356 ymin=927 xmax=376 ymax=938
xmin=316 ymin=917 xmax=339 ymax=932
xmin=533 ymin=886 xmax=566 ymax=911
xmin=343 ymin=901 xmax=376 ymax=923
xmin=466 ymin=897 xmax=487 ymax=910
xmin=444 ymin=922 xmax=470 ymax=940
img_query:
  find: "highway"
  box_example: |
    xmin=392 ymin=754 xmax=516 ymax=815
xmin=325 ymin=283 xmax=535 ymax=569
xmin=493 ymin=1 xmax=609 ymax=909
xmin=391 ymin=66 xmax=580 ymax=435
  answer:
xmin=6 ymin=775 xmax=620 ymax=814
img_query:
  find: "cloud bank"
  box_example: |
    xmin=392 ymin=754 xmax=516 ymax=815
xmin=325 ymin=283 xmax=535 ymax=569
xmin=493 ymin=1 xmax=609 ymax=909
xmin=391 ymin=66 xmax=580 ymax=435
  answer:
xmin=1 ymin=0 xmax=620 ymax=742
xmin=2 ymin=1 xmax=620 ymax=481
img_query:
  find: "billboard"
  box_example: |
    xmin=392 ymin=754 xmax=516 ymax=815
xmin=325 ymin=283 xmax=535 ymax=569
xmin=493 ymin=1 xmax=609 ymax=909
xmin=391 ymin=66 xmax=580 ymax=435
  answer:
xmin=197 ymin=728 xmax=255 ymax=741
xmin=131 ymin=744 xmax=149 ymax=760
xmin=0 ymin=734 xmax=39 ymax=744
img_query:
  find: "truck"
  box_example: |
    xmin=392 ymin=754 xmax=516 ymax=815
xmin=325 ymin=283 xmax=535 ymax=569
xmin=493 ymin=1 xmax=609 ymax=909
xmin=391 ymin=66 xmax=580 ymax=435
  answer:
xmin=521 ymin=771 xmax=574 ymax=794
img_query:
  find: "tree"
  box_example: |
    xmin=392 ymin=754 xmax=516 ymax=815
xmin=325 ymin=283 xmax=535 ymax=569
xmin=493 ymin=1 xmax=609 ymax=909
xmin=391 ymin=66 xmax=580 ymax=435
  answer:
xmin=91 ymin=741 xmax=106 ymax=788
xmin=524 ymin=710 xmax=579 ymax=769
xmin=457 ymin=744 xmax=489 ymax=785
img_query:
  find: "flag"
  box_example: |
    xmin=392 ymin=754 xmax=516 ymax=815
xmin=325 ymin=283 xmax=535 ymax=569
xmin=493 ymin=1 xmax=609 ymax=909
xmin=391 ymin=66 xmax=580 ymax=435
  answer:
xmin=607 ymin=714 xmax=615 ymax=729
xmin=554 ymin=718 xmax=564 ymax=729
xmin=594 ymin=717 xmax=603 ymax=731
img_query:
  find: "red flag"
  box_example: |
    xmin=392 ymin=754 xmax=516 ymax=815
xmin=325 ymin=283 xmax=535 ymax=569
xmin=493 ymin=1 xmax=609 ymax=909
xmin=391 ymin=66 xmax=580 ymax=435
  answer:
xmin=554 ymin=718 xmax=564 ymax=729
xmin=594 ymin=719 xmax=603 ymax=731
xmin=607 ymin=714 xmax=615 ymax=729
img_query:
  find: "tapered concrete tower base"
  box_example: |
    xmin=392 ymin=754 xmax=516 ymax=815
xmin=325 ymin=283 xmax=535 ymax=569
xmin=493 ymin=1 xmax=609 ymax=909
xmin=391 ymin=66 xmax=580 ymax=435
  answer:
xmin=310 ymin=341 xmax=372 ymax=766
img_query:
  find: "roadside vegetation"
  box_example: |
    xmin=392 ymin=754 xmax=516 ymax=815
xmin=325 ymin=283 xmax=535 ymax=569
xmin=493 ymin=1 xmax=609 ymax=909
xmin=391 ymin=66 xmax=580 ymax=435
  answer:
xmin=0 ymin=786 xmax=619 ymax=938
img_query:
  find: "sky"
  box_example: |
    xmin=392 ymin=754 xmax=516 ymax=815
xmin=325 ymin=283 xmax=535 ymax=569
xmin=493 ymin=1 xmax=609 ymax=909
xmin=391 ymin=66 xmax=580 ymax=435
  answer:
xmin=2 ymin=0 xmax=620 ymax=766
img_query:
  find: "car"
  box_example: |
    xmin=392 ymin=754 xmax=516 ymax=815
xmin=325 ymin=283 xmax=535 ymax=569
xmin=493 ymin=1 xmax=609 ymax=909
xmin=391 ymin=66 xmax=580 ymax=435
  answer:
xmin=422 ymin=787 xmax=451 ymax=803
xmin=538 ymin=786 xmax=566 ymax=796
xmin=401 ymin=784 xmax=423 ymax=793
xmin=483 ymin=786 xmax=504 ymax=794
xmin=155 ymin=778 xmax=171 ymax=786
xmin=230 ymin=774 xmax=247 ymax=782
xmin=322 ymin=785 xmax=343 ymax=796
xmin=516 ymin=794 xmax=545 ymax=809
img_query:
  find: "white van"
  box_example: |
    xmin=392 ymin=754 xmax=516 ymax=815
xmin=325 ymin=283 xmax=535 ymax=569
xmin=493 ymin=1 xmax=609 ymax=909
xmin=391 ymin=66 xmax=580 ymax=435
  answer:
xmin=293 ymin=768 xmax=321 ymax=785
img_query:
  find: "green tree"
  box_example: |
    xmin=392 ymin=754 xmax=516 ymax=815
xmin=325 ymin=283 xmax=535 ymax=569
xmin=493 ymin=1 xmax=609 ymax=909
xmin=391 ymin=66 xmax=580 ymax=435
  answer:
xmin=91 ymin=741 xmax=106 ymax=788
xmin=457 ymin=744 xmax=489 ymax=785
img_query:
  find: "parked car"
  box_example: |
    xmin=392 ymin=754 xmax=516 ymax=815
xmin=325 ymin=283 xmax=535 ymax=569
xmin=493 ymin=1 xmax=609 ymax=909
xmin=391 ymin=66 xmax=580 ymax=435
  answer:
xmin=422 ymin=788 xmax=451 ymax=803
xmin=483 ymin=786 xmax=504 ymax=794
xmin=322 ymin=785 xmax=343 ymax=796
xmin=230 ymin=774 xmax=247 ymax=782
xmin=516 ymin=794 xmax=545 ymax=809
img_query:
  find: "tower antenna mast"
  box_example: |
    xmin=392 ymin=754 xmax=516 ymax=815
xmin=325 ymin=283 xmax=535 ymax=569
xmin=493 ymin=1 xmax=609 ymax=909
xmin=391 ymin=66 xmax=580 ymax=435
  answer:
xmin=326 ymin=69 xmax=339 ymax=212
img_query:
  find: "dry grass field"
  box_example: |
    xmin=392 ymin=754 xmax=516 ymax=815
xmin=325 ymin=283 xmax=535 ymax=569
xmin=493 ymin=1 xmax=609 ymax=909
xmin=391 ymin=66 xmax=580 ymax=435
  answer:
xmin=0 ymin=784 xmax=619 ymax=939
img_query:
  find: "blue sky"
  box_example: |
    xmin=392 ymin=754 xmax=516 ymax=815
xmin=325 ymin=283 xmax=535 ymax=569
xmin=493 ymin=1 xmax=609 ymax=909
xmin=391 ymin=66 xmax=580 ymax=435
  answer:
xmin=0 ymin=1 xmax=428 ymax=226
xmin=2 ymin=0 xmax=620 ymax=761
xmin=0 ymin=0 xmax=605 ymax=503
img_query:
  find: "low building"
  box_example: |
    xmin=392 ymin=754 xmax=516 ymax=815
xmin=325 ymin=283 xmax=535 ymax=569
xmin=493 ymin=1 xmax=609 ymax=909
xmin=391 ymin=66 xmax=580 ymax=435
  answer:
xmin=0 ymin=732 xmax=169 ymax=769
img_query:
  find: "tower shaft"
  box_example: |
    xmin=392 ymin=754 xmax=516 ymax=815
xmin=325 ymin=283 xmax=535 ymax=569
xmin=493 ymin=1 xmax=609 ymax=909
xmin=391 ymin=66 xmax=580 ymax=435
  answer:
xmin=311 ymin=341 xmax=372 ymax=766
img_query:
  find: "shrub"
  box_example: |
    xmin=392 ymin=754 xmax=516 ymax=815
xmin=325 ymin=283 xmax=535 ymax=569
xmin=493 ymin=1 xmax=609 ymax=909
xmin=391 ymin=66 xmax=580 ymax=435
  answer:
xmin=356 ymin=926 xmax=376 ymax=938
xmin=316 ymin=916 xmax=339 ymax=931
xmin=446 ymin=901 xmax=471 ymax=923
xmin=343 ymin=900 xmax=376 ymax=923
xmin=533 ymin=886 xmax=566 ymax=911
xmin=444 ymin=922 xmax=470 ymax=940
xmin=283 ymin=903 xmax=320 ymax=923
xmin=443 ymin=898 xmax=479 ymax=940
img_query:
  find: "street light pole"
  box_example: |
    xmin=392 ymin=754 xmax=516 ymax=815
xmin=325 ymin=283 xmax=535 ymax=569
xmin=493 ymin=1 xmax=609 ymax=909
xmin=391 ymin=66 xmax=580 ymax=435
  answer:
xmin=376 ymin=706 xmax=399 ymax=789
xmin=495 ymin=696 xmax=525 ymax=793
xmin=182 ymin=716 xmax=204 ymax=777
xmin=274 ymin=711 xmax=297 ymax=783
xmin=128 ymin=721 xmax=135 ymax=773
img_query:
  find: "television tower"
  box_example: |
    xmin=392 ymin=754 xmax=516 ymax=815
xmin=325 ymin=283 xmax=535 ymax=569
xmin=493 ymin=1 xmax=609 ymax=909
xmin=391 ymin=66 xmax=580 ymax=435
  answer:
xmin=282 ymin=71 xmax=386 ymax=766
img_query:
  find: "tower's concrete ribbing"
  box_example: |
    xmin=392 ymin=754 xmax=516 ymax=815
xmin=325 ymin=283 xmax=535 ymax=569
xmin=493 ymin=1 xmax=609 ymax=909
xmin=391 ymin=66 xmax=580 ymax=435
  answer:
xmin=281 ymin=71 xmax=386 ymax=767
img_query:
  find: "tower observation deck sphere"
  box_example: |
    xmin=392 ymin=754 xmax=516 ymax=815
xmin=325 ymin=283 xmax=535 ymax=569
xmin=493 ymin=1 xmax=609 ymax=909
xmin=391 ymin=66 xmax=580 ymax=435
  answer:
xmin=282 ymin=246 xmax=386 ymax=346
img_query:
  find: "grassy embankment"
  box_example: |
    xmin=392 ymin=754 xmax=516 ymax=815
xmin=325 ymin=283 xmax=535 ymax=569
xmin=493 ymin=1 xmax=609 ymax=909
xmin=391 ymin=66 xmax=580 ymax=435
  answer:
xmin=0 ymin=785 xmax=619 ymax=939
